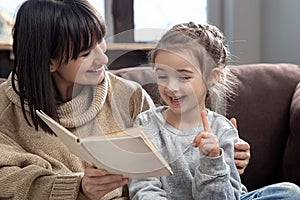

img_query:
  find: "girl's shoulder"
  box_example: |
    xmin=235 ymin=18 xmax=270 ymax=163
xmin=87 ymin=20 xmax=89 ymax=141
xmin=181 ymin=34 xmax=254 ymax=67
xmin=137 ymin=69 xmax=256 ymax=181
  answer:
xmin=134 ymin=106 xmax=167 ymax=125
xmin=207 ymin=110 xmax=236 ymax=132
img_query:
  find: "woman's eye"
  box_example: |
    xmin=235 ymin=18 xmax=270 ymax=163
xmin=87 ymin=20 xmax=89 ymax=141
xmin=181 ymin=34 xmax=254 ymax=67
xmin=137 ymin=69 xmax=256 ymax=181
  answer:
xmin=81 ymin=51 xmax=91 ymax=57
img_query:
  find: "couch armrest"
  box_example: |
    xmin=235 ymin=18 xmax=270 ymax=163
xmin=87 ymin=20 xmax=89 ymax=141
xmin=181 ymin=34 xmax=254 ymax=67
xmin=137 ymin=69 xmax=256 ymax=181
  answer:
xmin=284 ymin=81 xmax=300 ymax=185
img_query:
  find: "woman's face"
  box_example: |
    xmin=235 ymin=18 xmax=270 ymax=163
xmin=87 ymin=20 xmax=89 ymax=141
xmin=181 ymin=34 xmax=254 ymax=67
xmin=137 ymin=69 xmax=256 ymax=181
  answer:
xmin=51 ymin=40 xmax=108 ymax=87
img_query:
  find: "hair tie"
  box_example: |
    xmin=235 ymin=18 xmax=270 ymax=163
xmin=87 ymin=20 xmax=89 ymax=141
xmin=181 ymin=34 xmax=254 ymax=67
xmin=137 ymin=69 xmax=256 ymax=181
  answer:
xmin=195 ymin=29 xmax=203 ymax=37
xmin=188 ymin=22 xmax=197 ymax=28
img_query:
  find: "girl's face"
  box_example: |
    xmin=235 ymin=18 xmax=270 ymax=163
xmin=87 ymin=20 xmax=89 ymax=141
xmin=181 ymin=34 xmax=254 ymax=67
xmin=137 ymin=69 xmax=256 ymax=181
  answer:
xmin=51 ymin=40 xmax=108 ymax=87
xmin=154 ymin=50 xmax=211 ymax=115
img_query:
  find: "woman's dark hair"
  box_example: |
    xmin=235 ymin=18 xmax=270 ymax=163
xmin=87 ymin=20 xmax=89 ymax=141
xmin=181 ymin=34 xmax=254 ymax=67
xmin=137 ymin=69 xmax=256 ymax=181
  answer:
xmin=11 ymin=0 xmax=106 ymax=133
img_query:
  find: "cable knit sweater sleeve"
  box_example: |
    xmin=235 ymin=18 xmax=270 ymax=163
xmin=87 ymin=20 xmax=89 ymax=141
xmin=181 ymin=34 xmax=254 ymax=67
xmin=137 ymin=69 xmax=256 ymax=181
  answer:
xmin=0 ymin=130 xmax=83 ymax=199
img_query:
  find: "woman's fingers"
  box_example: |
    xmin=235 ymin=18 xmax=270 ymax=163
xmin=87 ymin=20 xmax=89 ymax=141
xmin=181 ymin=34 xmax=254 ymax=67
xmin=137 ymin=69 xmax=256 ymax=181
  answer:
xmin=81 ymin=167 xmax=128 ymax=199
xmin=234 ymin=140 xmax=251 ymax=175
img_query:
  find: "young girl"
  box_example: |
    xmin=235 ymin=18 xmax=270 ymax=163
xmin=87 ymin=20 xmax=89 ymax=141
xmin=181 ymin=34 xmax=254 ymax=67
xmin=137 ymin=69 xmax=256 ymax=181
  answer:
xmin=128 ymin=22 xmax=242 ymax=199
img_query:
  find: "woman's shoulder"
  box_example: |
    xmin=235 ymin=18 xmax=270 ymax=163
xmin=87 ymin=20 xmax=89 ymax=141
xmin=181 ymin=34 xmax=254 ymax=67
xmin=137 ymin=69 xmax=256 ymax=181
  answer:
xmin=106 ymin=71 xmax=142 ymax=90
xmin=105 ymin=71 xmax=154 ymax=105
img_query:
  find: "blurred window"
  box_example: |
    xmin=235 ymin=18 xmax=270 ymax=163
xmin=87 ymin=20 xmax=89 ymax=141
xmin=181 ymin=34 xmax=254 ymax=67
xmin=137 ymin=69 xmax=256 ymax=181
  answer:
xmin=134 ymin=0 xmax=207 ymax=42
xmin=0 ymin=0 xmax=207 ymax=44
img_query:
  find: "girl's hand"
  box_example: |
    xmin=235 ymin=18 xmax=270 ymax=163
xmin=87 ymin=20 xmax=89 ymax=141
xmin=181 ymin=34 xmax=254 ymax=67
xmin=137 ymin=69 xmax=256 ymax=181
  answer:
xmin=194 ymin=111 xmax=220 ymax=157
xmin=78 ymin=166 xmax=128 ymax=200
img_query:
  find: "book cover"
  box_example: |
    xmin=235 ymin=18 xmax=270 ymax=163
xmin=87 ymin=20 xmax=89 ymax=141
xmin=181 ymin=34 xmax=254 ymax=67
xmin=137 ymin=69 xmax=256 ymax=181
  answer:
xmin=36 ymin=110 xmax=173 ymax=179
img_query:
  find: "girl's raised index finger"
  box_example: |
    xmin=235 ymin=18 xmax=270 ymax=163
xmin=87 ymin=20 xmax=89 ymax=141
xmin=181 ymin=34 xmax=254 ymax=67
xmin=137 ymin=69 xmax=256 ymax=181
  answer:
xmin=201 ymin=110 xmax=211 ymax=132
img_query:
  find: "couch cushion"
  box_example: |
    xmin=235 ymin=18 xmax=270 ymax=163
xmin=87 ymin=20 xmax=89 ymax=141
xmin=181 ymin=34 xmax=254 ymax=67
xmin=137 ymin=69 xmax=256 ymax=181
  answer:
xmin=110 ymin=67 xmax=163 ymax=106
xmin=226 ymin=63 xmax=300 ymax=190
xmin=0 ymin=78 xmax=6 ymax=84
xmin=284 ymin=81 xmax=300 ymax=186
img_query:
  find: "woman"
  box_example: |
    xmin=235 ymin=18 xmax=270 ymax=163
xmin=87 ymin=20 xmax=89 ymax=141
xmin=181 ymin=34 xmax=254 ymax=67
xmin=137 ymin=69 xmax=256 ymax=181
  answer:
xmin=0 ymin=0 xmax=154 ymax=199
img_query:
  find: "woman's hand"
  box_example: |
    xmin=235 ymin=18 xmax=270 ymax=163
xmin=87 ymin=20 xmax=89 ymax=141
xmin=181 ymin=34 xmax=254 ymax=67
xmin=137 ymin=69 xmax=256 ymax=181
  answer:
xmin=234 ymin=138 xmax=251 ymax=174
xmin=78 ymin=166 xmax=128 ymax=200
xmin=194 ymin=111 xmax=220 ymax=157
xmin=230 ymin=118 xmax=251 ymax=175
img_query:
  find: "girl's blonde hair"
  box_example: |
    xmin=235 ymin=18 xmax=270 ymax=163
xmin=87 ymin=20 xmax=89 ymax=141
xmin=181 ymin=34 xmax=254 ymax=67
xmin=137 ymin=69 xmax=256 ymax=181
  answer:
xmin=150 ymin=22 xmax=236 ymax=114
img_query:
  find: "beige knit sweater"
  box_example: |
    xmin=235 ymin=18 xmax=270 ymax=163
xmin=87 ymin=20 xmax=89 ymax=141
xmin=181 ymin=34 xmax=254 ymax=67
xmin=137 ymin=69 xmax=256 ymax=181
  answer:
xmin=0 ymin=72 xmax=155 ymax=200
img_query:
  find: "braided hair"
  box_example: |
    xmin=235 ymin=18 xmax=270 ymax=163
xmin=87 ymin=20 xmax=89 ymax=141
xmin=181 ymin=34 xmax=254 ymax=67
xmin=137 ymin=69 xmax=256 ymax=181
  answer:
xmin=150 ymin=22 xmax=236 ymax=114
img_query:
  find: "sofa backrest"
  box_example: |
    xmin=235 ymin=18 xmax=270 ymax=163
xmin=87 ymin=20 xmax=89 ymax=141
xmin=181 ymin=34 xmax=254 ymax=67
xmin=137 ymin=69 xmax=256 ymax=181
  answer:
xmin=112 ymin=63 xmax=300 ymax=190
xmin=0 ymin=78 xmax=6 ymax=84
xmin=110 ymin=67 xmax=163 ymax=106
xmin=226 ymin=63 xmax=300 ymax=190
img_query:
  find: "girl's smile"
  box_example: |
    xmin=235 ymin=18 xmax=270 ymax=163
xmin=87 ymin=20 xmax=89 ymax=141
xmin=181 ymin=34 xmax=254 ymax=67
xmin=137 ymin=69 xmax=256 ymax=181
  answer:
xmin=166 ymin=93 xmax=186 ymax=107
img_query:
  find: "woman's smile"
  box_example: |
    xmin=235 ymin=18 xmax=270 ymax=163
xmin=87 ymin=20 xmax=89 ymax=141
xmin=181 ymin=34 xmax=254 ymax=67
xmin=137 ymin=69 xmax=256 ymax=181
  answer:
xmin=87 ymin=66 xmax=105 ymax=74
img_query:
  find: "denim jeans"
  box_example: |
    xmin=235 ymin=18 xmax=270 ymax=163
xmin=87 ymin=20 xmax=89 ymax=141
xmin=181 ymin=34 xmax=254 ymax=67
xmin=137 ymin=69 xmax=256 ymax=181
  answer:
xmin=241 ymin=182 xmax=300 ymax=200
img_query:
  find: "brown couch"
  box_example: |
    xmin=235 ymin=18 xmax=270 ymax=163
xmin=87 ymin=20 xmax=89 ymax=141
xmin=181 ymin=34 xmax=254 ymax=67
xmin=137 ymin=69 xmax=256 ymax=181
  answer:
xmin=2 ymin=63 xmax=300 ymax=191
xmin=111 ymin=63 xmax=300 ymax=191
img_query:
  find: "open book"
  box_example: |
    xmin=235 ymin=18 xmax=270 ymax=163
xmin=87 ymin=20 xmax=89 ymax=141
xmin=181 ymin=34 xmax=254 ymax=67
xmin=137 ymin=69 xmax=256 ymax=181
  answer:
xmin=36 ymin=110 xmax=173 ymax=179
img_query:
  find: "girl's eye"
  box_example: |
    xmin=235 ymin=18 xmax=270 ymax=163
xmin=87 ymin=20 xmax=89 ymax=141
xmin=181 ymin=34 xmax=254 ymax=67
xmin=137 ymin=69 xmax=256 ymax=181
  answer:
xmin=179 ymin=76 xmax=191 ymax=81
xmin=157 ymin=75 xmax=168 ymax=80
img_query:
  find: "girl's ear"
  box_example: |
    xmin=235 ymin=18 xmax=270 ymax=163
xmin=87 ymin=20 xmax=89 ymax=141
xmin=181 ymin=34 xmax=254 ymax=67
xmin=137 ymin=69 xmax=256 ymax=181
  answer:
xmin=209 ymin=68 xmax=221 ymax=86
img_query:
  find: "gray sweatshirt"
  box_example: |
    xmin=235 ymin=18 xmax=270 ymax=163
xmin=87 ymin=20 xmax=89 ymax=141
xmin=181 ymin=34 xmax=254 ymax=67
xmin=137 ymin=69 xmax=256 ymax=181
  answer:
xmin=128 ymin=106 xmax=242 ymax=200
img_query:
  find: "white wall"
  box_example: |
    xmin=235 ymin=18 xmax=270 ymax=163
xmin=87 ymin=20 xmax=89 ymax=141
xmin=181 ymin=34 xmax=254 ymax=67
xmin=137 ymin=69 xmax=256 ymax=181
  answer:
xmin=208 ymin=0 xmax=300 ymax=65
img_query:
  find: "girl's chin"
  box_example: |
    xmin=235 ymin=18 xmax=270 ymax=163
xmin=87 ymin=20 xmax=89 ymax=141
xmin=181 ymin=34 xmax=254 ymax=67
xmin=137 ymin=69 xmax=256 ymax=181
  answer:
xmin=167 ymin=105 xmax=183 ymax=113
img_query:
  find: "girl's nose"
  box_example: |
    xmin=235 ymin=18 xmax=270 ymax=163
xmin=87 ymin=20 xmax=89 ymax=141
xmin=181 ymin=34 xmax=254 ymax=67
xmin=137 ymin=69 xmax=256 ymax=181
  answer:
xmin=165 ymin=78 xmax=179 ymax=92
